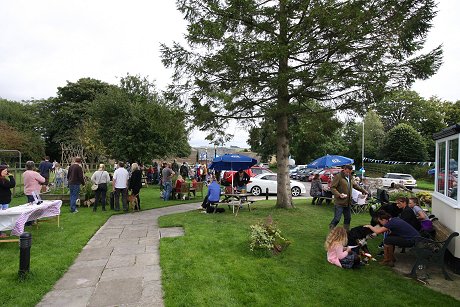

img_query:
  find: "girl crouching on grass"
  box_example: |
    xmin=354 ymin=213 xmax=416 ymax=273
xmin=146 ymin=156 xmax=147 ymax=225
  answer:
xmin=325 ymin=227 xmax=361 ymax=269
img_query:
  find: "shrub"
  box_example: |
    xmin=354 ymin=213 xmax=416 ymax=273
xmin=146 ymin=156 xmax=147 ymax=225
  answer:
xmin=416 ymin=191 xmax=432 ymax=207
xmin=249 ymin=215 xmax=290 ymax=255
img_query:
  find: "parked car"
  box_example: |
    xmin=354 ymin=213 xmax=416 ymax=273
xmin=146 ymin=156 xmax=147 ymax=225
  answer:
xmin=319 ymin=168 xmax=342 ymax=183
xmin=250 ymin=166 xmax=273 ymax=176
xmin=296 ymin=168 xmax=316 ymax=181
xmin=289 ymin=165 xmax=307 ymax=177
xmin=379 ymin=173 xmax=417 ymax=189
xmin=247 ymin=173 xmax=306 ymax=197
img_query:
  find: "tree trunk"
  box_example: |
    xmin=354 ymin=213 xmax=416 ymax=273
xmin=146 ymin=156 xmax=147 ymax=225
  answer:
xmin=275 ymin=0 xmax=293 ymax=209
xmin=275 ymin=113 xmax=293 ymax=208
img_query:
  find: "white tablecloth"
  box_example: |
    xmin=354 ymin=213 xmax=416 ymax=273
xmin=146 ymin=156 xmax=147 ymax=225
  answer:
xmin=0 ymin=200 xmax=62 ymax=236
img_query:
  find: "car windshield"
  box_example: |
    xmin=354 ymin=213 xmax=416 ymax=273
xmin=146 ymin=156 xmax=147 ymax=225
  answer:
xmin=399 ymin=175 xmax=414 ymax=180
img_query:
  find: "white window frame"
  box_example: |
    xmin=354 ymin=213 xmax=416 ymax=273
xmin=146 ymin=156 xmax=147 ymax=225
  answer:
xmin=434 ymin=134 xmax=460 ymax=208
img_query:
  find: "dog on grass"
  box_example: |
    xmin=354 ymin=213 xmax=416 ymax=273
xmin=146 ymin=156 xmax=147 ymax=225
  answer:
xmin=348 ymin=225 xmax=377 ymax=264
xmin=128 ymin=193 xmax=139 ymax=211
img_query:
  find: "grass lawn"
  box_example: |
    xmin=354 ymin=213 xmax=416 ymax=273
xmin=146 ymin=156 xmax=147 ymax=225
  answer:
xmin=159 ymin=199 xmax=459 ymax=306
xmin=0 ymin=184 xmax=198 ymax=307
xmin=416 ymin=179 xmax=435 ymax=191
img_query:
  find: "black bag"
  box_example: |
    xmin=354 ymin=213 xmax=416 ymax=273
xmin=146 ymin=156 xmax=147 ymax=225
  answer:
xmin=110 ymin=191 xmax=115 ymax=210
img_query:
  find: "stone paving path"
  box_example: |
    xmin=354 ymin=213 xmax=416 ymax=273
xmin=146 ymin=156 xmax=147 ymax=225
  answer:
xmin=37 ymin=203 xmax=199 ymax=307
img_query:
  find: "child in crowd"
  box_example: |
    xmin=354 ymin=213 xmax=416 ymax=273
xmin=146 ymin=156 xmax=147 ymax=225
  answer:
xmin=325 ymin=227 xmax=361 ymax=269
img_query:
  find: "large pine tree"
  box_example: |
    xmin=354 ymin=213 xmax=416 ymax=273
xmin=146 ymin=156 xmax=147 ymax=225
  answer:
xmin=161 ymin=0 xmax=442 ymax=208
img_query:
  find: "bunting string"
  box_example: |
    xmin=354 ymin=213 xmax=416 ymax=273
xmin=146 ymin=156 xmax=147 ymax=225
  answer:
xmin=363 ymin=157 xmax=434 ymax=166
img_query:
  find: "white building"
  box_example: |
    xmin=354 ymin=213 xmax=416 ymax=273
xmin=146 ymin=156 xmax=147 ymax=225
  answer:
xmin=433 ymin=124 xmax=460 ymax=273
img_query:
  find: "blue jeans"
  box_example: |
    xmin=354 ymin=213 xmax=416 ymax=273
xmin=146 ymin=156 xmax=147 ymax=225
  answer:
xmin=69 ymin=184 xmax=81 ymax=212
xmin=55 ymin=177 xmax=63 ymax=188
xmin=163 ymin=181 xmax=172 ymax=201
xmin=330 ymin=205 xmax=351 ymax=227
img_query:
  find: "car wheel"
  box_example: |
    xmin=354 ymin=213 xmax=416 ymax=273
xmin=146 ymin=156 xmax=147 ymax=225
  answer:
xmin=291 ymin=186 xmax=301 ymax=197
xmin=251 ymin=186 xmax=262 ymax=196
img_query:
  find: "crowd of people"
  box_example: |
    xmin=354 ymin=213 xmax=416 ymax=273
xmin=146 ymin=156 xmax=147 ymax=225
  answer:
xmin=324 ymin=165 xmax=434 ymax=270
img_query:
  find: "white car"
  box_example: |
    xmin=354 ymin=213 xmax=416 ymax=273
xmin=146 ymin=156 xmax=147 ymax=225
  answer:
xmin=380 ymin=173 xmax=417 ymax=189
xmin=247 ymin=173 xmax=306 ymax=197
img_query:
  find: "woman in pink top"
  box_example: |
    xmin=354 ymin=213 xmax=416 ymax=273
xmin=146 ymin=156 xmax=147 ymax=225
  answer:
xmin=23 ymin=161 xmax=45 ymax=202
xmin=325 ymin=227 xmax=360 ymax=269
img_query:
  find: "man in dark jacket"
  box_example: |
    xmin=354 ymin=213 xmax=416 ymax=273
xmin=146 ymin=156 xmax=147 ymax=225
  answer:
xmin=329 ymin=165 xmax=368 ymax=231
xmin=38 ymin=156 xmax=53 ymax=190
xmin=67 ymin=157 xmax=85 ymax=213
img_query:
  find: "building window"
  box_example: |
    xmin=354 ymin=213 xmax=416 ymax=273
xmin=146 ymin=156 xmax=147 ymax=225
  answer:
xmin=437 ymin=141 xmax=446 ymax=194
xmin=448 ymin=139 xmax=458 ymax=200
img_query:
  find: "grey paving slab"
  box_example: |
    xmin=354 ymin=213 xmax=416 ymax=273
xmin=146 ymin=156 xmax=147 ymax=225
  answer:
xmin=106 ymin=254 xmax=136 ymax=269
xmin=54 ymin=266 xmax=104 ymax=290
xmin=136 ymin=253 xmax=159 ymax=266
xmin=107 ymin=237 xmax=140 ymax=247
xmin=38 ymin=203 xmax=200 ymax=307
xmin=77 ymin=246 xmax=114 ymax=261
xmin=112 ymin=244 xmax=146 ymax=256
xmin=72 ymin=258 xmax=108 ymax=269
xmin=87 ymin=277 xmax=143 ymax=307
xmin=37 ymin=287 xmax=94 ymax=307
xmin=120 ymin=229 xmax=148 ymax=239
xmin=143 ymin=264 xmax=162 ymax=282
xmin=100 ymin=265 xmax=147 ymax=281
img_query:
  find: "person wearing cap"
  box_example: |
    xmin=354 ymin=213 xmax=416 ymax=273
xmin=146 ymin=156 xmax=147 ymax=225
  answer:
xmin=91 ymin=164 xmax=111 ymax=212
xmin=67 ymin=157 xmax=85 ymax=213
xmin=0 ymin=163 xmax=16 ymax=237
xmin=329 ymin=165 xmax=368 ymax=231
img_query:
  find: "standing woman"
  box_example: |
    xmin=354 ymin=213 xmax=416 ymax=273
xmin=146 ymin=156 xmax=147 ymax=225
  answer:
xmin=129 ymin=163 xmax=142 ymax=210
xmin=23 ymin=161 xmax=45 ymax=203
xmin=0 ymin=163 xmax=16 ymax=237
xmin=91 ymin=164 xmax=111 ymax=212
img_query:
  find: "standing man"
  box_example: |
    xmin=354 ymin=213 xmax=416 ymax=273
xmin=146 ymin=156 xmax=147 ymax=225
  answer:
xmin=171 ymin=159 xmax=180 ymax=174
xmin=329 ymin=165 xmax=367 ymax=231
xmin=67 ymin=157 xmax=85 ymax=213
xmin=113 ymin=161 xmax=129 ymax=211
xmin=162 ymin=163 xmax=175 ymax=201
xmin=180 ymin=162 xmax=189 ymax=179
xmin=39 ymin=156 xmax=53 ymax=191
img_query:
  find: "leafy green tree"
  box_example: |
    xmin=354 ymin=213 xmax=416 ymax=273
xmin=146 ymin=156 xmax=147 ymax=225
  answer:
xmin=161 ymin=0 xmax=442 ymax=208
xmin=382 ymin=124 xmax=427 ymax=162
xmin=0 ymin=121 xmax=45 ymax=161
xmin=374 ymin=90 xmax=446 ymax=160
xmin=90 ymin=76 xmax=191 ymax=162
xmin=444 ymin=100 xmax=460 ymax=127
xmin=37 ymin=78 xmax=114 ymax=159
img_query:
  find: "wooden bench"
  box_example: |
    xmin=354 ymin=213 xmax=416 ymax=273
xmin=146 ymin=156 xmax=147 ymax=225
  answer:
xmin=408 ymin=219 xmax=459 ymax=280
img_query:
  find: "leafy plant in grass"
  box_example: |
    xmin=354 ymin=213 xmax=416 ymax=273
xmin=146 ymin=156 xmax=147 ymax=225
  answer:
xmin=249 ymin=215 xmax=290 ymax=255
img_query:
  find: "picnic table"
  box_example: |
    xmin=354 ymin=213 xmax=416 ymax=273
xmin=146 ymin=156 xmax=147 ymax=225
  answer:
xmin=0 ymin=200 xmax=62 ymax=240
xmin=220 ymin=193 xmax=256 ymax=216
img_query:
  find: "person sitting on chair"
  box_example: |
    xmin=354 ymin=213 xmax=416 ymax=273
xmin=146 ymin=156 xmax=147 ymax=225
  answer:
xmin=201 ymin=175 xmax=222 ymax=212
xmin=233 ymin=169 xmax=250 ymax=192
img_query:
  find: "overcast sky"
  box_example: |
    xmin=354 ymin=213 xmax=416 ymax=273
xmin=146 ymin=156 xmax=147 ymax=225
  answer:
xmin=1 ymin=1 xmax=459 ymax=148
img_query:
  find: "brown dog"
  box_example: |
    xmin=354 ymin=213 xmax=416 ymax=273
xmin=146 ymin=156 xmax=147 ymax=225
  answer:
xmin=128 ymin=193 xmax=139 ymax=212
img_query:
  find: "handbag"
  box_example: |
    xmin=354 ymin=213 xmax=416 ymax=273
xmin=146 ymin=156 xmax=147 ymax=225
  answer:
xmin=92 ymin=171 xmax=104 ymax=190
